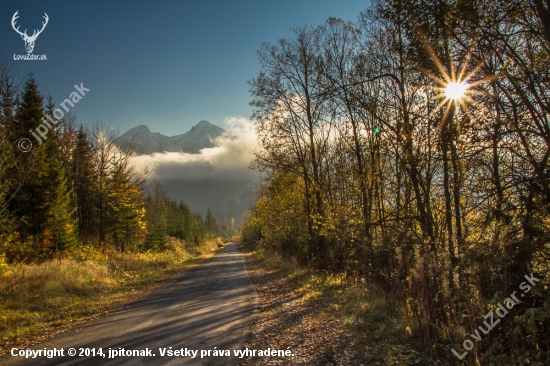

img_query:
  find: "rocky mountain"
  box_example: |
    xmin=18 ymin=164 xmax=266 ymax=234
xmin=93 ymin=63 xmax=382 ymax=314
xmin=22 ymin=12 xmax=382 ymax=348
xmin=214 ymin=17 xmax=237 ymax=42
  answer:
xmin=117 ymin=120 xmax=227 ymax=155
xmin=116 ymin=120 xmax=258 ymax=223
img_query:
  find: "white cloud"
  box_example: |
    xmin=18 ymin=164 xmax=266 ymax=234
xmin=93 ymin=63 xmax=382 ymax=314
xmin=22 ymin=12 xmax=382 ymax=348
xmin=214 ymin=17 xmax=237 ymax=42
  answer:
xmin=132 ymin=116 xmax=259 ymax=182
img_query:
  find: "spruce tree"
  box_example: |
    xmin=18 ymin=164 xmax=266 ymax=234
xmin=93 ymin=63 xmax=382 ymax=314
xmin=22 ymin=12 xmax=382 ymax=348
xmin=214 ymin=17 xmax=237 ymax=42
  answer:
xmin=13 ymin=73 xmax=43 ymax=137
xmin=10 ymin=74 xmax=47 ymax=242
xmin=205 ymin=208 xmax=217 ymax=236
xmin=37 ymin=101 xmax=76 ymax=254
xmin=143 ymin=186 xmax=168 ymax=251
xmin=72 ymin=126 xmax=98 ymax=241
xmin=39 ymin=138 xmax=76 ymax=253
xmin=0 ymin=63 xmax=18 ymax=234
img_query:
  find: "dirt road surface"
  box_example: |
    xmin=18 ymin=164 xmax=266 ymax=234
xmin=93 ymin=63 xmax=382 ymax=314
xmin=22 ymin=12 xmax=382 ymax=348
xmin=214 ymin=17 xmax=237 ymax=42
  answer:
xmin=2 ymin=243 xmax=258 ymax=366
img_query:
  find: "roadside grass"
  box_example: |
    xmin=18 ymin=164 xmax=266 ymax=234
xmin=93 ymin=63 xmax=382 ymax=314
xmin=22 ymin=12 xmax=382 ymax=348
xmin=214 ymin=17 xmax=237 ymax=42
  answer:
xmin=0 ymin=237 xmax=224 ymax=354
xmin=238 ymin=242 xmax=425 ymax=365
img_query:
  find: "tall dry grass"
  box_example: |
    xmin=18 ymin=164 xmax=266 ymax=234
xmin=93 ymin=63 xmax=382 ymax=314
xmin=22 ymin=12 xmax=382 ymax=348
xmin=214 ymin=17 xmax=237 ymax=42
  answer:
xmin=0 ymin=237 xmax=223 ymax=353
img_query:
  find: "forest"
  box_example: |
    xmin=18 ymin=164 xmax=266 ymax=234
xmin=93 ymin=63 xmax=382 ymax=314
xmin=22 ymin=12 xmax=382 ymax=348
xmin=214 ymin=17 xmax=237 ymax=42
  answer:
xmin=242 ymin=0 xmax=550 ymax=362
xmin=0 ymin=66 xmax=222 ymax=263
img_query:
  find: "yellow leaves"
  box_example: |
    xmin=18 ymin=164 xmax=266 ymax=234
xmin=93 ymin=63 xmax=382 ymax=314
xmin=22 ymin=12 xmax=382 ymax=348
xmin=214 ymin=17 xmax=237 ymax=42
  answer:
xmin=0 ymin=253 xmax=9 ymax=277
xmin=64 ymin=222 xmax=74 ymax=233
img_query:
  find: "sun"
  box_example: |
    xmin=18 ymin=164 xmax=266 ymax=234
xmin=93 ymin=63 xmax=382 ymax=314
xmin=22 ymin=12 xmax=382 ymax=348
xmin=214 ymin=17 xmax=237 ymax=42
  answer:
xmin=412 ymin=36 xmax=501 ymax=137
xmin=445 ymin=82 xmax=469 ymax=101
xmin=414 ymin=40 xmax=496 ymax=135
xmin=414 ymin=37 xmax=492 ymax=108
xmin=416 ymin=42 xmax=493 ymax=122
xmin=426 ymin=61 xmax=480 ymax=110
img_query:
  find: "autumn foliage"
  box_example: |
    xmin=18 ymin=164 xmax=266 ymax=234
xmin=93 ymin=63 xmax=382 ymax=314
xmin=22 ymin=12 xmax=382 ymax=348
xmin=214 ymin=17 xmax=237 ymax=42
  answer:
xmin=243 ymin=0 xmax=550 ymax=362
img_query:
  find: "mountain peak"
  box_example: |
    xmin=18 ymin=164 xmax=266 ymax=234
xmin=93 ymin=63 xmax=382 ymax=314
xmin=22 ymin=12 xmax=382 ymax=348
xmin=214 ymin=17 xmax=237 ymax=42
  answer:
xmin=126 ymin=124 xmax=151 ymax=134
xmin=117 ymin=121 xmax=226 ymax=155
xmin=191 ymin=120 xmax=219 ymax=131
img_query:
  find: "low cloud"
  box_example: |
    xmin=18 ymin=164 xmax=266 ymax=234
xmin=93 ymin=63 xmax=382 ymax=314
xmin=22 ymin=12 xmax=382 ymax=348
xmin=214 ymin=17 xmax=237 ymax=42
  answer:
xmin=132 ymin=116 xmax=259 ymax=182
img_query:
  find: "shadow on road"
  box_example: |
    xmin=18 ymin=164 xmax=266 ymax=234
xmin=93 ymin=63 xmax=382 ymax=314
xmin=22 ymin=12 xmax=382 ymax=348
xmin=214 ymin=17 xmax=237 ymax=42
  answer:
xmin=2 ymin=243 xmax=258 ymax=366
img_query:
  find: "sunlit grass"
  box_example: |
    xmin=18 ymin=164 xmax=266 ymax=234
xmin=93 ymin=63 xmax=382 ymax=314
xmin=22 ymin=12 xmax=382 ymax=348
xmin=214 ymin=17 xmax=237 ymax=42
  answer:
xmin=0 ymin=237 xmax=223 ymax=353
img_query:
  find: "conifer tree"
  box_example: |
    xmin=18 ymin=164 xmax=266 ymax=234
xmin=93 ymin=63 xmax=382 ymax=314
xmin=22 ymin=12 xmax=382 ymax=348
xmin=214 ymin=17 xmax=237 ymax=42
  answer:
xmin=171 ymin=201 xmax=192 ymax=240
xmin=13 ymin=73 xmax=43 ymax=138
xmin=0 ymin=62 xmax=18 ymax=234
xmin=0 ymin=126 xmax=14 ymax=233
xmin=37 ymin=100 xmax=76 ymax=254
xmin=10 ymin=74 xmax=47 ymax=242
xmin=72 ymin=126 xmax=98 ymax=240
xmin=39 ymin=138 xmax=76 ymax=253
xmin=205 ymin=208 xmax=217 ymax=236
xmin=106 ymin=164 xmax=146 ymax=252
xmin=188 ymin=213 xmax=206 ymax=245
xmin=143 ymin=182 xmax=168 ymax=250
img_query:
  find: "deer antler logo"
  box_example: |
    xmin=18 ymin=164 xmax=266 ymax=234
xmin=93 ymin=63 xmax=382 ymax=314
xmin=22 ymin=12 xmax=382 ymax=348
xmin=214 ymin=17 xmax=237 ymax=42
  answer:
xmin=11 ymin=11 xmax=49 ymax=54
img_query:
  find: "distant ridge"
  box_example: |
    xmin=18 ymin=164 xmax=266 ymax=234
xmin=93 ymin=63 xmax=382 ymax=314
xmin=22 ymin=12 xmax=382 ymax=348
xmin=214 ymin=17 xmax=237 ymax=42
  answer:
xmin=116 ymin=120 xmax=227 ymax=155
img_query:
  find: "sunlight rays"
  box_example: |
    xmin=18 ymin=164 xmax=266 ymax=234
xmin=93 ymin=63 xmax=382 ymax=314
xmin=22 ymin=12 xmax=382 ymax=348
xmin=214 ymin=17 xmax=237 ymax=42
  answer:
xmin=419 ymin=40 xmax=490 ymax=112
xmin=415 ymin=39 xmax=500 ymax=136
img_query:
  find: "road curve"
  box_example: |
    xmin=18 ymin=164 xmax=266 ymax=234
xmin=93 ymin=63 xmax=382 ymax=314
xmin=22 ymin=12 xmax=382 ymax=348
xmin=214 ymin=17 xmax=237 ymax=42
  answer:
xmin=2 ymin=243 xmax=258 ymax=366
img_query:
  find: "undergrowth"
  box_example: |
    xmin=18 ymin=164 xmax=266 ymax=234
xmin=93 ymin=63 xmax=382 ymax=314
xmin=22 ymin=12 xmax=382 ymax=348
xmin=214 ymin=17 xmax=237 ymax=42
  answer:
xmin=238 ymin=240 xmax=426 ymax=365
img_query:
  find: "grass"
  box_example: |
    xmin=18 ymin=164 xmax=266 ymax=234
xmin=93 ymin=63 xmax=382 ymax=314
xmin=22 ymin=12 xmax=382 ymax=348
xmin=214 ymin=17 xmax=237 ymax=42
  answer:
xmin=238 ymin=242 xmax=427 ymax=365
xmin=0 ymin=237 xmax=224 ymax=354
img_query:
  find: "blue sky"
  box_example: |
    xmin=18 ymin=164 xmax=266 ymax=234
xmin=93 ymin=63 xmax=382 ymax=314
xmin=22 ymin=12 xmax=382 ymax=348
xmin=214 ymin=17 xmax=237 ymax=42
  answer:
xmin=1 ymin=0 xmax=369 ymax=135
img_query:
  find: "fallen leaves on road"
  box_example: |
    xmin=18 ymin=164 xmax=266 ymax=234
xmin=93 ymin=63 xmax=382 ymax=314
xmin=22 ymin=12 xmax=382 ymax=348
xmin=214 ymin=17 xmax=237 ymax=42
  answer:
xmin=239 ymin=256 xmax=368 ymax=366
